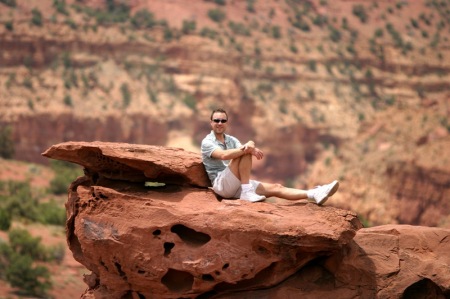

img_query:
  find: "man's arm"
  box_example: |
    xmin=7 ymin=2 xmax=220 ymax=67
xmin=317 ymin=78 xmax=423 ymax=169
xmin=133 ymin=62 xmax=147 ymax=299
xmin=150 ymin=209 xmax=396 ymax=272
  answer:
xmin=211 ymin=141 xmax=264 ymax=160
xmin=211 ymin=147 xmax=246 ymax=161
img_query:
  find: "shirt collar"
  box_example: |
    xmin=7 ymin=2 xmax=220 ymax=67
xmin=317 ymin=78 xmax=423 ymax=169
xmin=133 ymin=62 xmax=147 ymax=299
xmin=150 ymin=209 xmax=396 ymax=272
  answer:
xmin=210 ymin=130 xmax=228 ymax=143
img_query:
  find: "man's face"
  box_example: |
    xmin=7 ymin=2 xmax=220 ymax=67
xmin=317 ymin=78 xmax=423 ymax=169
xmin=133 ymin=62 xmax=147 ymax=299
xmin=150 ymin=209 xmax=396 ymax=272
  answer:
xmin=210 ymin=112 xmax=228 ymax=135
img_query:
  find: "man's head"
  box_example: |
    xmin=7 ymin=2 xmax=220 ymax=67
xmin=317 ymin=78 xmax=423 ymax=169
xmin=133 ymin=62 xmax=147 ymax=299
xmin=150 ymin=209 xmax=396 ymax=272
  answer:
xmin=210 ymin=108 xmax=228 ymax=135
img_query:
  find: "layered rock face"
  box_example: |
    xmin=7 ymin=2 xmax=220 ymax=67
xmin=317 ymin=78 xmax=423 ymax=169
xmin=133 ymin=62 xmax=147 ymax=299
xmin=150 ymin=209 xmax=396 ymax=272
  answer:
xmin=43 ymin=142 xmax=450 ymax=298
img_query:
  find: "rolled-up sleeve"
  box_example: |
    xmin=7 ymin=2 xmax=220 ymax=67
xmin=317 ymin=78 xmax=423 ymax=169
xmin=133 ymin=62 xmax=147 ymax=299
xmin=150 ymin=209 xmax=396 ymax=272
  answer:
xmin=201 ymin=138 xmax=217 ymax=158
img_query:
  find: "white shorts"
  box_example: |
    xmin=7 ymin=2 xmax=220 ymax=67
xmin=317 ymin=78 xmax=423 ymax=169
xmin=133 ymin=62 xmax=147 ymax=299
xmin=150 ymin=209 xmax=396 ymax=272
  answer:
xmin=212 ymin=167 xmax=260 ymax=199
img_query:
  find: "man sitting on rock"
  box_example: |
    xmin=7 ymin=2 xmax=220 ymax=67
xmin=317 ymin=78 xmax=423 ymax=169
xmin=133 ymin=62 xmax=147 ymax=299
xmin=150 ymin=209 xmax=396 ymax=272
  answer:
xmin=201 ymin=108 xmax=339 ymax=203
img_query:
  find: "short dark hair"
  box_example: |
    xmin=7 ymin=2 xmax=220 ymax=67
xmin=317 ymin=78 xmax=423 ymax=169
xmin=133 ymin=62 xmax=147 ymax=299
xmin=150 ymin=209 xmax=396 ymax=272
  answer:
xmin=210 ymin=108 xmax=228 ymax=120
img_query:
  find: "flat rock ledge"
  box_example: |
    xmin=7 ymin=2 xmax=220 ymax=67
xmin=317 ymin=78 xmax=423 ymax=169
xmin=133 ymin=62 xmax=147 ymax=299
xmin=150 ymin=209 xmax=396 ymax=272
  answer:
xmin=42 ymin=142 xmax=450 ymax=299
xmin=42 ymin=141 xmax=211 ymax=187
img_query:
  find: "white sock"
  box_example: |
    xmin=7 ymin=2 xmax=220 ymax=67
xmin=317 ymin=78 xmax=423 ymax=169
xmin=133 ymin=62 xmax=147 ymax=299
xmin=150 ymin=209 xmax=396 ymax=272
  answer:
xmin=306 ymin=189 xmax=314 ymax=199
xmin=241 ymin=183 xmax=252 ymax=192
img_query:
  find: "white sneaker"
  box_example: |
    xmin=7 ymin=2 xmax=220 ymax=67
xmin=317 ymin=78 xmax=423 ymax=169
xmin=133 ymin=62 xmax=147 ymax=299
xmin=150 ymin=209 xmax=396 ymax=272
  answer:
xmin=240 ymin=189 xmax=266 ymax=202
xmin=307 ymin=180 xmax=339 ymax=205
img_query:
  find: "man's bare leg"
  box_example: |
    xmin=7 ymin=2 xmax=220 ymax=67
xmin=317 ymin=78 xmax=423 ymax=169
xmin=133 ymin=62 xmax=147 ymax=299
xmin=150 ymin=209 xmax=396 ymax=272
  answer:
xmin=256 ymin=180 xmax=340 ymax=205
xmin=228 ymin=154 xmax=265 ymax=202
xmin=256 ymin=182 xmax=308 ymax=200
xmin=228 ymin=153 xmax=252 ymax=184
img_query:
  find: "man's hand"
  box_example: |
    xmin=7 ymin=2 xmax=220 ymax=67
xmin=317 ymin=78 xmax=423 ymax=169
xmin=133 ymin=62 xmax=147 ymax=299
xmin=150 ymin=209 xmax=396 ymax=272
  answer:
xmin=252 ymin=147 xmax=264 ymax=160
xmin=240 ymin=141 xmax=255 ymax=153
xmin=240 ymin=141 xmax=264 ymax=160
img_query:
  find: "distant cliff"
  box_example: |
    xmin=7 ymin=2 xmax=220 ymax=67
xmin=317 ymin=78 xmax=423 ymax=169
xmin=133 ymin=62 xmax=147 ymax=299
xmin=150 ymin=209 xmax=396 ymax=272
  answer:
xmin=1 ymin=0 xmax=449 ymax=228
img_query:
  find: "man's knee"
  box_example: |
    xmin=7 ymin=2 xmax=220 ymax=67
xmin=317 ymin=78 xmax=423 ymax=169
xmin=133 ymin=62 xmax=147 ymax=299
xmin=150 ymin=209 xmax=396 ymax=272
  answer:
xmin=260 ymin=183 xmax=283 ymax=194
xmin=272 ymin=183 xmax=284 ymax=192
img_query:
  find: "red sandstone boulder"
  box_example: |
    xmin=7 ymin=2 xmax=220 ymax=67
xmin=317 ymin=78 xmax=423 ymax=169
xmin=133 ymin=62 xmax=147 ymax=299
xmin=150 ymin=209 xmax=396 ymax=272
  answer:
xmin=42 ymin=142 xmax=450 ymax=298
xmin=67 ymin=176 xmax=360 ymax=299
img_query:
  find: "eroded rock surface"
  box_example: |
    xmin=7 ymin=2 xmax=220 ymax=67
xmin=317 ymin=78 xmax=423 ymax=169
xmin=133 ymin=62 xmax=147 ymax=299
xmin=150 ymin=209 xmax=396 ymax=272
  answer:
xmin=42 ymin=141 xmax=210 ymax=187
xmin=42 ymin=142 xmax=450 ymax=299
xmin=67 ymin=177 xmax=360 ymax=299
xmin=213 ymin=225 xmax=450 ymax=299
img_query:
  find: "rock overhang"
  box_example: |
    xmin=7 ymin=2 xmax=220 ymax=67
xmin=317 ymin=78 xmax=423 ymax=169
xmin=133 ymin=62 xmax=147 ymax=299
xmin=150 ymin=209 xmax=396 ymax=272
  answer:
xmin=42 ymin=141 xmax=211 ymax=187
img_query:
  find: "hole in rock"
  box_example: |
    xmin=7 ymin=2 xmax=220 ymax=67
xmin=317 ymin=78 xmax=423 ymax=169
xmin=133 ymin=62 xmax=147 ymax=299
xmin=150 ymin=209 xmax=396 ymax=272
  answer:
xmin=161 ymin=268 xmax=194 ymax=293
xmin=202 ymin=274 xmax=215 ymax=281
xmin=170 ymin=224 xmax=211 ymax=246
xmin=164 ymin=242 xmax=175 ymax=256
xmin=222 ymin=263 xmax=229 ymax=270
xmin=214 ymin=262 xmax=277 ymax=292
xmin=145 ymin=182 xmax=166 ymax=188
xmin=121 ymin=291 xmax=145 ymax=299
xmin=121 ymin=291 xmax=133 ymax=299
xmin=115 ymin=262 xmax=126 ymax=278
xmin=100 ymin=260 xmax=108 ymax=271
xmin=92 ymin=172 xmax=99 ymax=184
xmin=402 ymin=278 xmax=446 ymax=299
xmin=255 ymin=245 xmax=270 ymax=256
xmin=152 ymin=229 xmax=161 ymax=236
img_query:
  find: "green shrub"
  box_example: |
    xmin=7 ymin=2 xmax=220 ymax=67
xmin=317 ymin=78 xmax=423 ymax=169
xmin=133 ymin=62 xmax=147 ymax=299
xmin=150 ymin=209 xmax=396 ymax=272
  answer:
xmin=308 ymin=60 xmax=317 ymax=72
xmin=95 ymin=0 xmax=130 ymax=24
xmin=200 ymin=27 xmax=218 ymax=39
xmin=0 ymin=181 xmax=39 ymax=221
xmin=146 ymin=85 xmax=158 ymax=103
xmin=49 ymin=160 xmax=83 ymax=195
xmin=228 ymin=21 xmax=250 ymax=36
xmin=374 ymin=28 xmax=383 ymax=38
xmin=63 ymin=94 xmax=73 ymax=107
xmin=290 ymin=43 xmax=298 ymax=53
xmin=1 ymin=229 xmax=53 ymax=297
xmin=53 ymin=0 xmax=69 ymax=15
xmin=65 ymin=18 xmax=77 ymax=29
xmin=121 ymin=83 xmax=131 ymax=108
xmin=8 ymin=229 xmax=46 ymax=260
xmin=131 ymin=9 xmax=156 ymax=28
xmin=163 ymin=26 xmax=173 ymax=41
xmin=183 ymin=93 xmax=197 ymax=111
xmin=6 ymin=253 xmax=52 ymax=297
xmin=328 ymin=25 xmax=341 ymax=42
xmin=182 ymin=20 xmax=196 ymax=34
xmin=0 ymin=242 xmax=13 ymax=279
xmin=313 ymin=15 xmax=328 ymax=27
xmin=352 ymin=4 xmax=368 ymax=23
xmin=45 ymin=243 xmax=66 ymax=264
xmin=0 ymin=208 xmax=11 ymax=231
xmin=271 ymin=25 xmax=281 ymax=39
xmin=31 ymin=8 xmax=43 ymax=26
xmin=5 ymin=20 xmax=13 ymax=31
xmin=23 ymin=77 xmax=33 ymax=89
xmin=208 ymin=8 xmax=226 ymax=23
xmin=0 ymin=0 xmax=16 ymax=7
xmin=36 ymin=200 xmax=66 ymax=226
xmin=291 ymin=14 xmax=310 ymax=31
xmin=341 ymin=17 xmax=349 ymax=30
xmin=246 ymin=0 xmax=256 ymax=13
xmin=0 ymin=125 xmax=14 ymax=159
xmin=279 ymin=100 xmax=288 ymax=114
xmin=410 ymin=18 xmax=419 ymax=29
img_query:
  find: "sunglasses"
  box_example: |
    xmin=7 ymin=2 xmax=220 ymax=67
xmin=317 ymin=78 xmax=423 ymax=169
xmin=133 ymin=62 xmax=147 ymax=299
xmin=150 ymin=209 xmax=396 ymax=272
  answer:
xmin=213 ymin=119 xmax=228 ymax=124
